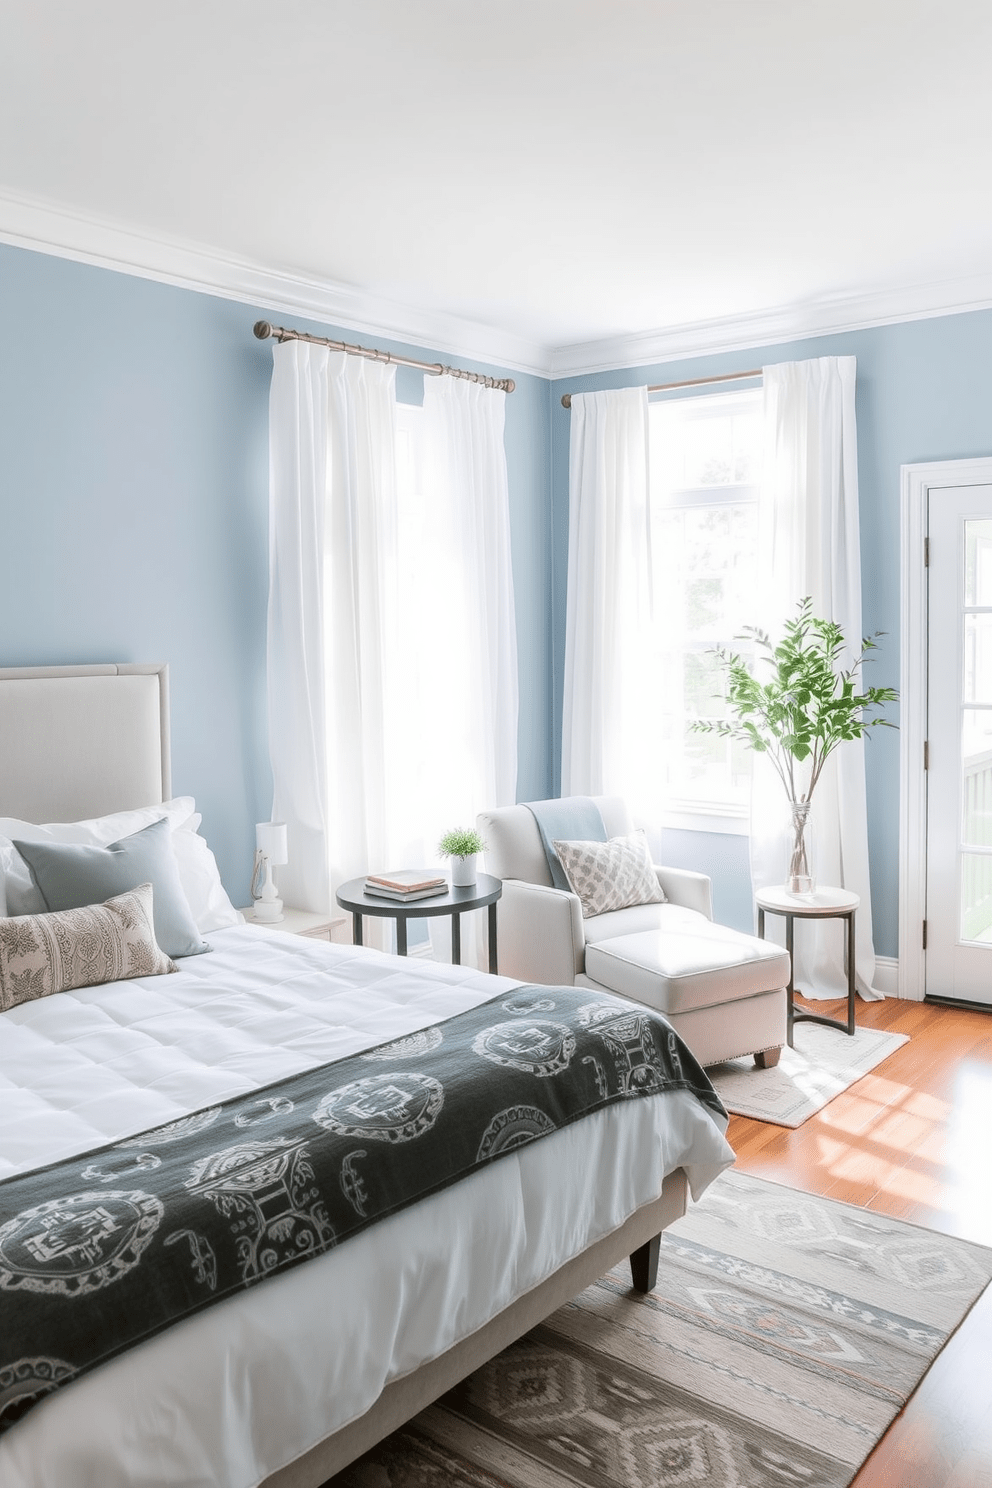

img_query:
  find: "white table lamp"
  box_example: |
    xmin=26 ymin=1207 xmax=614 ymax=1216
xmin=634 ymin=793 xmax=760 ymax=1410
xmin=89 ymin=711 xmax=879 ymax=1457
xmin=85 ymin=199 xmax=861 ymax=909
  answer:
xmin=253 ymin=821 xmax=288 ymax=922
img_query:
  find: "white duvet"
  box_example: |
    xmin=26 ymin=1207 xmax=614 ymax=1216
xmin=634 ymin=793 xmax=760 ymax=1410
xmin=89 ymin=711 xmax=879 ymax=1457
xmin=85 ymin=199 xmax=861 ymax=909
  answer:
xmin=0 ymin=927 xmax=734 ymax=1488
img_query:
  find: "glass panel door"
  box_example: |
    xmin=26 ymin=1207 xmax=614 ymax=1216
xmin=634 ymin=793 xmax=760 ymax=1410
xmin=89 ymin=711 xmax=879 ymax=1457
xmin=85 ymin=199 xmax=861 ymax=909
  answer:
xmin=959 ymin=522 xmax=992 ymax=942
xmin=927 ymin=493 xmax=992 ymax=1000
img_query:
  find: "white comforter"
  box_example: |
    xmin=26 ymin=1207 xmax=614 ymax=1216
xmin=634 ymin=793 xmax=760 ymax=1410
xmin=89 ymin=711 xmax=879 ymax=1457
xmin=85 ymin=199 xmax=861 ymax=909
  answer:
xmin=0 ymin=927 xmax=734 ymax=1488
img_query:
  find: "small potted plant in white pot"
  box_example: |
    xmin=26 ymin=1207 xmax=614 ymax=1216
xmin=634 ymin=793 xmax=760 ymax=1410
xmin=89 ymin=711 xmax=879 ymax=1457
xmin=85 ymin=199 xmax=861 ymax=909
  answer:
xmin=438 ymin=827 xmax=487 ymax=887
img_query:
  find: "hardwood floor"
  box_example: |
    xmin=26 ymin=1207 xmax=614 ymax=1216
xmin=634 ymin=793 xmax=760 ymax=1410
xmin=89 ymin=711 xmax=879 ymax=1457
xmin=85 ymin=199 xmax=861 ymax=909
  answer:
xmin=729 ymin=993 xmax=992 ymax=1488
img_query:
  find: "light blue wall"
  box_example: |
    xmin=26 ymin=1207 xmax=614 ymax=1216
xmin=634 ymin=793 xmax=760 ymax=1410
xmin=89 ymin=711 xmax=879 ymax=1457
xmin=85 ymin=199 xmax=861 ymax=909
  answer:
xmin=0 ymin=243 xmax=552 ymax=904
xmin=7 ymin=231 xmax=992 ymax=960
xmin=552 ymin=310 xmax=992 ymax=955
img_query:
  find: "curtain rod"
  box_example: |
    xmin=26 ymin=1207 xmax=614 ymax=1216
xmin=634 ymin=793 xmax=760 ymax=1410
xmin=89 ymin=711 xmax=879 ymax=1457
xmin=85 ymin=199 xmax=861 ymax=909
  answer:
xmin=559 ymin=367 xmax=762 ymax=409
xmin=253 ymin=321 xmax=515 ymax=394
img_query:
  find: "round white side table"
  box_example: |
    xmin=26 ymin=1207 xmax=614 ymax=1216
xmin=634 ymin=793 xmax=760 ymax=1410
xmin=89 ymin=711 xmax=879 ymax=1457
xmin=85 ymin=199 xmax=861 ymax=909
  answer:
xmin=755 ymin=886 xmax=860 ymax=1047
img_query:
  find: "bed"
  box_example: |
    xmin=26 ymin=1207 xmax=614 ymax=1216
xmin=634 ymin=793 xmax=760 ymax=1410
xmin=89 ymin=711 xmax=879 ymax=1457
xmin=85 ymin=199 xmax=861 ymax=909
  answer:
xmin=0 ymin=664 xmax=734 ymax=1488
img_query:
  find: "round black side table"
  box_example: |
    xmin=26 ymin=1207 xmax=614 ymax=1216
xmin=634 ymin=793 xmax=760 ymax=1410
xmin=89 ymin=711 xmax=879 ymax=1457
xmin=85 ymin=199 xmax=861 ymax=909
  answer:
xmin=336 ymin=873 xmax=502 ymax=973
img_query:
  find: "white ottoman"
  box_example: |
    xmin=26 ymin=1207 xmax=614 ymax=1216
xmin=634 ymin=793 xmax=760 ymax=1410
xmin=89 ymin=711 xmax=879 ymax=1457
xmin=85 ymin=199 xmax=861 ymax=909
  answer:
xmin=581 ymin=916 xmax=791 ymax=1070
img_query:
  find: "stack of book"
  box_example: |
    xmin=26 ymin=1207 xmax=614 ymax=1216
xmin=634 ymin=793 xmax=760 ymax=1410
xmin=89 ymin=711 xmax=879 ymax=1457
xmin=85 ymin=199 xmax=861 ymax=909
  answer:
xmin=364 ymin=870 xmax=448 ymax=902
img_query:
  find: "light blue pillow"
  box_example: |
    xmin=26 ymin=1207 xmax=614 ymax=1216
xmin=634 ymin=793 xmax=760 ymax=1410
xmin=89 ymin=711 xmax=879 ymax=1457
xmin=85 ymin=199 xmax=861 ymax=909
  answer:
xmin=13 ymin=818 xmax=209 ymax=959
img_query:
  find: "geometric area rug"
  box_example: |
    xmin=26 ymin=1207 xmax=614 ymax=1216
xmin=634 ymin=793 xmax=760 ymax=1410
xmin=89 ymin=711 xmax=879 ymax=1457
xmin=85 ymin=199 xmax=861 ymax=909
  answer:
xmin=330 ymin=1170 xmax=992 ymax=1488
xmin=708 ymin=1023 xmax=910 ymax=1127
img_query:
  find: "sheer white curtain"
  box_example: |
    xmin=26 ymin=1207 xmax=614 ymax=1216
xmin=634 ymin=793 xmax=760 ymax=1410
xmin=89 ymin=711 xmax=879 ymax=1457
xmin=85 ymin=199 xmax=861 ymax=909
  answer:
xmin=266 ymin=339 xmax=330 ymax=915
xmin=561 ymin=387 xmax=652 ymax=799
xmin=324 ymin=351 xmax=398 ymax=926
xmin=387 ymin=376 xmax=518 ymax=966
xmin=267 ymin=347 xmax=516 ymax=968
xmin=421 ymin=375 xmax=518 ymax=812
xmin=267 ymin=341 xmax=397 ymax=940
xmin=752 ymin=356 xmax=880 ymax=999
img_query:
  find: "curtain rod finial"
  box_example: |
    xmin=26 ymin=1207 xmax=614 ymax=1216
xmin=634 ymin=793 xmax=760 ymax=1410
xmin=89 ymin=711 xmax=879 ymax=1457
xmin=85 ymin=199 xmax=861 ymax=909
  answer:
xmin=253 ymin=320 xmax=273 ymax=341
xmin=561 ymin=393 xmax=572 ymax=408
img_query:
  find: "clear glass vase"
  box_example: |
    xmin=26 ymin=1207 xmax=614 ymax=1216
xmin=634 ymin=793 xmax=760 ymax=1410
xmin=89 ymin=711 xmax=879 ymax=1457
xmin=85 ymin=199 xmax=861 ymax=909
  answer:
xmin=787 ymin=801 xmax=814 ymax=894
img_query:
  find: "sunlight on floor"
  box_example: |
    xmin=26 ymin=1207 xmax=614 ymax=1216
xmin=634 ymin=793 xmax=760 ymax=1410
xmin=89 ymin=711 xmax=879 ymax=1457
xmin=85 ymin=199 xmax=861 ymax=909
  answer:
xmin=811 ymin=1055 xmax=992 ymax=1244
xmin=859 ymin=1074 xmax=952 ymax=1122
xmin=819 ymin=1095 xmax=891 ymax=1136
xmin=946 ymin=1062 xmax=992 ymax=1240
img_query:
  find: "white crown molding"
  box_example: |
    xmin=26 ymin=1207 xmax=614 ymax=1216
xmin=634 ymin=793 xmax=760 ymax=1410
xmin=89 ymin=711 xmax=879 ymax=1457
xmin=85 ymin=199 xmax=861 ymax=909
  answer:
xmin=0 ymin=187 xmax=552 ymax=378
xmin=551 ymin=271 xmax=992 ymax=379
xmin=4 ymin=184 xmax=992 ymax=385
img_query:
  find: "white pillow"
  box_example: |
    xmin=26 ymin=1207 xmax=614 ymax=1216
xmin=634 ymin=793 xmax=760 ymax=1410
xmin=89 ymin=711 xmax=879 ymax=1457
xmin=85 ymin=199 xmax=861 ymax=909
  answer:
xmin=0 ymin=797 xmax=240 ymax=933
xmin=171 ymin=814 xmax=242 ymax=933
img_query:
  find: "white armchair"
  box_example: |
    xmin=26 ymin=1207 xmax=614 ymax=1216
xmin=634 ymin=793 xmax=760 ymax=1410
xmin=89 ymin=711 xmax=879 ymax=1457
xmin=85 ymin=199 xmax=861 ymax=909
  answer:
xmin=478 ymin=796 xmax=789 ymax=1071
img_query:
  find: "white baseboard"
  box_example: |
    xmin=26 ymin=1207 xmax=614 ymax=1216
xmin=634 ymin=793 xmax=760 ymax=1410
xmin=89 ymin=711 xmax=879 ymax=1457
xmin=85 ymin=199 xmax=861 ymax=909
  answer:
xmin=873 ymin=955 xmax=900 ymax=997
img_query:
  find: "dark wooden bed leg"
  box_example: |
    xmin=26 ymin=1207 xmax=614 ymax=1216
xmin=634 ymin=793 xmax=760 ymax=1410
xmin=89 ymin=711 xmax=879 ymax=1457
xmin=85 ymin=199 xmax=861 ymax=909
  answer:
xmin=754 ymin=1047 xmax=782 ymax=1068
xmin=629 ymin=1233 xmax=661 ymax=1293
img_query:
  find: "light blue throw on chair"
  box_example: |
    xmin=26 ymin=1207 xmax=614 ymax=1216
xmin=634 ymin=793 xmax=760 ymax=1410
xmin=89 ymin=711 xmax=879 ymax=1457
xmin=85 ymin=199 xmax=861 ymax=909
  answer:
xmin=524 ymin=797 xmax=608 ymax=891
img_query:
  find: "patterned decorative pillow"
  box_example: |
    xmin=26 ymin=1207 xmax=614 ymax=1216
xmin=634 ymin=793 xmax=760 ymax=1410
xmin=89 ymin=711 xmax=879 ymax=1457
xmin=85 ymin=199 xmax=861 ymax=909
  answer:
xmin=0 ymin=883 xmax=176 ymax=1011
xmin=552 ymin=830 xmax=666 ymax=918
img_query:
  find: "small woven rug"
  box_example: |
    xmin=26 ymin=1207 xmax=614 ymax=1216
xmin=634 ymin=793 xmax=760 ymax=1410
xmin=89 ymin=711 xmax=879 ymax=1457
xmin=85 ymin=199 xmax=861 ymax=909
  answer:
xmin=708 ymin=1022 xmax=909 ymax=1127
xmin=330 ymin=1170 xmax=992 ymax=1488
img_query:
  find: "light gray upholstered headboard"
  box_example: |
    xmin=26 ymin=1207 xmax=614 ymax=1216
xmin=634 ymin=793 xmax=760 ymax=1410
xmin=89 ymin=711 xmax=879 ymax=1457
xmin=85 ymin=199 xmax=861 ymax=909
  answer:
xmin=0 ymin=664 xmax=171 ymax=824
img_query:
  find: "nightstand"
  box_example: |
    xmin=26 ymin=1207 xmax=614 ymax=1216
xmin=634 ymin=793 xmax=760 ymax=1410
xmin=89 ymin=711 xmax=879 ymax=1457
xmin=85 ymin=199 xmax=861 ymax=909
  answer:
xmin=335 ymin=874 xmax=501 ymax=971
xmin=239 ymin=907 xmax=344 ymax=941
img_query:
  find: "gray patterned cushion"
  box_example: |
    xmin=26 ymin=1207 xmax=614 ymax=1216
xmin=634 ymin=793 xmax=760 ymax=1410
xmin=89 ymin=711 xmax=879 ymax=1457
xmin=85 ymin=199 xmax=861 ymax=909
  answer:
xmin=552 ymin=830 xmax=666 ymax=918
xmin=0 ymin=883 xmax=176 ymax=1011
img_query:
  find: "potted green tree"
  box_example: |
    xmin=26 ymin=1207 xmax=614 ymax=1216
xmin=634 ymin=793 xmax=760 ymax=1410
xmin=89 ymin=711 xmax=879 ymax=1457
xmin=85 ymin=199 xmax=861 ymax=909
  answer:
xmin=693 ymin=598 xmax=897 ymax=892
xmin=438 ymin=827 xmax=487 ymax=887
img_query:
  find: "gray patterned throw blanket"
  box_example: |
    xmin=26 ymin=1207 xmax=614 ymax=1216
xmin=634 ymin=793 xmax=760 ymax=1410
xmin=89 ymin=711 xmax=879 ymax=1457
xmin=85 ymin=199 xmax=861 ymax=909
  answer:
xmin=0 ymin=986 xmax=724 ymax=1436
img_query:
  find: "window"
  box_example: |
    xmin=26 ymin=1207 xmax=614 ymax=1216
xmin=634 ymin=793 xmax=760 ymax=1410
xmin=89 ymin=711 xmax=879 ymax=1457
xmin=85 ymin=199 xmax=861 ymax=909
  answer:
xmin=648 ymin=388 xmax=762 ymax=827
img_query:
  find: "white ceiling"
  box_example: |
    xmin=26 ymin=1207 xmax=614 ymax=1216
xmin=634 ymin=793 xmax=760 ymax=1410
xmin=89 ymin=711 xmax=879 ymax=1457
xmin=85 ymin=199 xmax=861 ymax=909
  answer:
xmin=1 ymin=1 xmax=990 ymax=372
